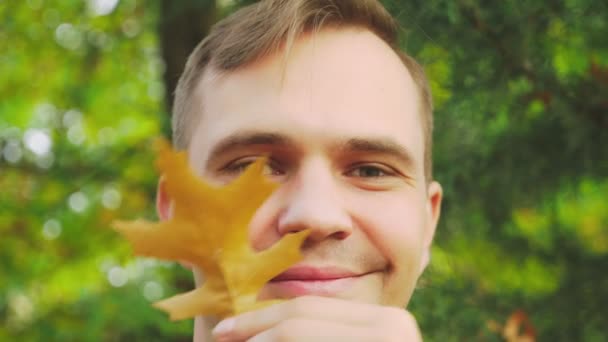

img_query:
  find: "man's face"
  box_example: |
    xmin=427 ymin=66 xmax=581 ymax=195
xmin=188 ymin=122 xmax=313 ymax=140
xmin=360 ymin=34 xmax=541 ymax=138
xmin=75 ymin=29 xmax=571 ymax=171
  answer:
xmin=185 ymin=29 xmax=442 ymax=308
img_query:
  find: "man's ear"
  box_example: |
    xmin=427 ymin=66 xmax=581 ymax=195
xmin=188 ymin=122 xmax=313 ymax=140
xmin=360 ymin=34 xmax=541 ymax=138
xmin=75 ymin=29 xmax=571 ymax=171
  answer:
xmin=156 ymin=176 xmax=171 ymax=221
xmin=419 ymin=181 xmax=443 ymax=275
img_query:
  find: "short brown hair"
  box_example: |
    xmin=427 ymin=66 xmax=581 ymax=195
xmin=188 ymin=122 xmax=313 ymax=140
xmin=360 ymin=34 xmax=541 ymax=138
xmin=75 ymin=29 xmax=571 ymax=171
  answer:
xmin=172 ymin=0 xmax=434 ymax=180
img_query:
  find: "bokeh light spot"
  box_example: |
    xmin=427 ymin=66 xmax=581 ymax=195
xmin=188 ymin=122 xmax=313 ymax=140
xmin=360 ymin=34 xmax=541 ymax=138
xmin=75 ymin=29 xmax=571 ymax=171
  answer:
xmin=62 ymin=109 xmax=82 ymax=128
xmin=3 ymin=140 xmax=23 ymax=164
xmin=108 ymin=266 xmax=128 ymax=287
xmin=24 ymin=129 xmax=52 ymax=156
xmin=102 ymin=186 xmax=122 ymax=210
xmin=33 ymin=103 xmax=59 ymax=127
xmin=121 ymin=18 xmax=141 ymax=38
xmin=68 ymin=192 xmax=89 ymax=213
xmin=67 ymin=124 xmax=86 ymax=145
xmin=88 ymin=0 xmax=120 ymax=16
xmin=8 ymin=293 xmax=34 ymax=325
xmin=55 ymin=23 xmax=83 ymax=51
xmin=42 ymin=219 xmax=62 ymax=240
xmin=143 ymin=281 xmax=163 ymax=301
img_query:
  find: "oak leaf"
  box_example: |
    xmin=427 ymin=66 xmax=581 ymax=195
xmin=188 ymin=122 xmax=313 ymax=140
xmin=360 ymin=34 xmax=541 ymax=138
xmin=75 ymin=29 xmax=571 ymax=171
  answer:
xmin=113 ymin=139 xmax=309 ymax=320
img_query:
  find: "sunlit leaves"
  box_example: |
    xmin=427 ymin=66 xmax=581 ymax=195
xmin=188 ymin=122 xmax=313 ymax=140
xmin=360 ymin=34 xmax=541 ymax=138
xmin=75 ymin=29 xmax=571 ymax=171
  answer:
xmin=418 ymin=45 xmax=452 ymax=109
xmin=0 ymin=0 xmax=177 ymax=340
xmin=549 ymin=19 xmax=590 ymax=80
xmin=398 ymin=0 xmax=608 ymax=339
xmin=510 ymin=179 xmax=608 ymax=256
xmin=556 ymin=179 xmax=608 ymax=254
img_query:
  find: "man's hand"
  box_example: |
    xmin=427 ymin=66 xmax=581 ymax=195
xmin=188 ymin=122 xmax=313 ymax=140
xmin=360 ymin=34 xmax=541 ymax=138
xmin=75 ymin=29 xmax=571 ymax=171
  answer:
xmin=211 ymin=296 xmax=423 ymax=342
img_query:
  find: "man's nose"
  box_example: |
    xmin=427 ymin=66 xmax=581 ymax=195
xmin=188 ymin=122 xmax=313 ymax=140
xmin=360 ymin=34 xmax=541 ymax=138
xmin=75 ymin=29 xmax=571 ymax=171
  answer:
xmin=276 ymin=159 xmax=353 ymax=242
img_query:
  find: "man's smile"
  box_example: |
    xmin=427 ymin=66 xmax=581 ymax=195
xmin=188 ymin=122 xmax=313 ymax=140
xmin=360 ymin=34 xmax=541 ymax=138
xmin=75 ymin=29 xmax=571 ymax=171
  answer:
xmin=266 ymin=265 xmax=379 ymax=297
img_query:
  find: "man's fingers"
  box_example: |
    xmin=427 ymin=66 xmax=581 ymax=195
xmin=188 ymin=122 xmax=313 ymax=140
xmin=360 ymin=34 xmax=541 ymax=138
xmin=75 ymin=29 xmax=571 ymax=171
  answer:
xmin=212 ymin=296 xmax=372 ymax=340
xmin=246 ymin=318 xmax=375 ymax=342
xmin=212 ymin=296 xmax=421 ymax=341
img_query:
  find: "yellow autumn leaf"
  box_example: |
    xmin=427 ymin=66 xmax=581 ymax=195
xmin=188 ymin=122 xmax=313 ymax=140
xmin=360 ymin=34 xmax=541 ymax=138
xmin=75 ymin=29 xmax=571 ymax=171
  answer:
xmin=113 ymin=139 xmax=309 ymax=320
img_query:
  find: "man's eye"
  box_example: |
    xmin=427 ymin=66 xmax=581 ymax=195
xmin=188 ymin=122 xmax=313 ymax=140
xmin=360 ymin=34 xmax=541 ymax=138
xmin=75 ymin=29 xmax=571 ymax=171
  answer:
xmin=346 ymin=165 xmax=392 ymax=178
xmin=223 ymin=158 xmax=282 ymax=176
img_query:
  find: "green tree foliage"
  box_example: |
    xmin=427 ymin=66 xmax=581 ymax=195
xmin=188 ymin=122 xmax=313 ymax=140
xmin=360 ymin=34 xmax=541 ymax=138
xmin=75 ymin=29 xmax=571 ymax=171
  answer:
xmin=0 ymin=1 xmax=192 ymax=340
xmin=1 ymin=1 xmax=606 ymax=341
xmin=391 ymin=1 xmax=608 ymax=340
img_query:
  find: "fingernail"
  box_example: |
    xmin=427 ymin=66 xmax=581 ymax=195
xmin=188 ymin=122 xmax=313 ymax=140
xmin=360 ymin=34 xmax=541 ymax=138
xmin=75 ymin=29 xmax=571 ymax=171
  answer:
xmin=212 ymin=318 xmax=235 ymax=337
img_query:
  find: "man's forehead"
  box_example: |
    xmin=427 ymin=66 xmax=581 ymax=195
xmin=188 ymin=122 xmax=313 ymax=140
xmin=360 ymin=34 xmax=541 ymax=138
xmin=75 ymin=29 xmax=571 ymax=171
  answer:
xmin=198 ymin=28 xmax=414 ymax=94
xmin=189 ymin=28 xmax=424 ymax=172
xmin=195 ymin=29 xmax=421 ymax=129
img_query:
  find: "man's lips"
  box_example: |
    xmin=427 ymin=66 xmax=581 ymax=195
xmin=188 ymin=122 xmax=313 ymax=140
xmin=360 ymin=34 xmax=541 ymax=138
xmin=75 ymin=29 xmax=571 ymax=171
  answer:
xmin=265 ymin=266 xmax=376 ymax=297
xmin=270 ymin=266 xmax=361 ymax=282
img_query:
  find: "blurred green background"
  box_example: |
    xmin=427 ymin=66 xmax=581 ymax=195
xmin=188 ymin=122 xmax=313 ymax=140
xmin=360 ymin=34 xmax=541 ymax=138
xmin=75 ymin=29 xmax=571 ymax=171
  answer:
xmin=1 ymin=0 xmax=607 ymax=341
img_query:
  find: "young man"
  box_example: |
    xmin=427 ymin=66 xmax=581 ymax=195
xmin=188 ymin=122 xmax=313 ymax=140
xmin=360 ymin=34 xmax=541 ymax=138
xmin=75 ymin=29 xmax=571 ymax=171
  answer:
xmin=156 ymin=0 xmax=443 ymax=340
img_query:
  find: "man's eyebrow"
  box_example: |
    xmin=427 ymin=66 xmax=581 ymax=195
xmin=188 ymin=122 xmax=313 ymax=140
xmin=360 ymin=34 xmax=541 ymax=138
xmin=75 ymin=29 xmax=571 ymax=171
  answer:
xmin=206 ymin=131 xmax=294 ymax=164
xmin=337 ymin=137 xmax=417 ymax=170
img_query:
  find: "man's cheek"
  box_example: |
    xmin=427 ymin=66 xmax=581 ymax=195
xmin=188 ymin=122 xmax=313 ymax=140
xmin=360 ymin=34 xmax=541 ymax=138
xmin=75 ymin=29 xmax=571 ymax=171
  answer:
xmin=383 ymin=251 xmax=422 ymax=306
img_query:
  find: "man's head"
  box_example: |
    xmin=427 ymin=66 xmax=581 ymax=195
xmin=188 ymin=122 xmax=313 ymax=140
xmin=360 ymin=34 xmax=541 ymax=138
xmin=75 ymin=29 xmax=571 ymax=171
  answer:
xmin=171 ymin=0 xmax=434 ymax=181
xmin=158 ymin=0 xmax=442 ymax=311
